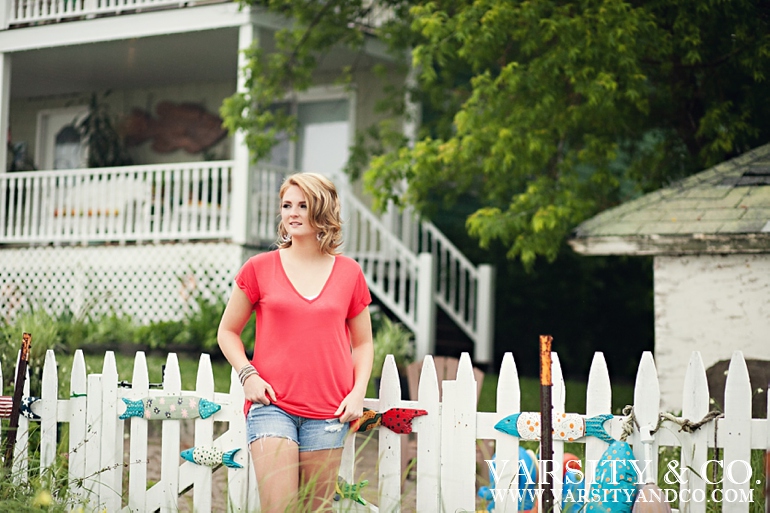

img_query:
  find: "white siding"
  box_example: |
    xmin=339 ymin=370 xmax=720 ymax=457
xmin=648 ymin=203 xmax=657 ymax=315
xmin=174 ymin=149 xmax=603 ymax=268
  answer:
xmin=654 ymin=254 xmax=770 ymax=411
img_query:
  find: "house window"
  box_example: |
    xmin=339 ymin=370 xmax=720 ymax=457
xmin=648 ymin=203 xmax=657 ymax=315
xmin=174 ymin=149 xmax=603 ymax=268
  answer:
xmin=267 ymin=94 xmax=352 ymax=181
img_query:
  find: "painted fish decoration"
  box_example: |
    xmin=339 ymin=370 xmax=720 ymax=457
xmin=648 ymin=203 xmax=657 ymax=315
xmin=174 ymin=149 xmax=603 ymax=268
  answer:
xmin=478 ymin=447 xmax=538 ymax=511
xmin=333 ymin=476 xmax=368 ymax=506
xmin=563 ymin=468 xmax=586 ymax=513
xmin=119 ymin=396 xmax=221 ymax=420
xmin=181 ymin=446 xmax=242 ymax=469
xmin=21 ymin=396 xmax=41 ymax=420
xmin=585 ymin=440 xmax=638 ymax=513
xmin=353 ymin=407 xmax=428 ymax=434
xmin=494 ymin=412 xmax=614 ymax=443
xmin=0 ymin=395 xmax=41 ymax=420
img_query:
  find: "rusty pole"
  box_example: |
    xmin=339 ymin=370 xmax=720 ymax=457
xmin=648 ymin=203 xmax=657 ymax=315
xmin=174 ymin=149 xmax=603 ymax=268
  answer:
xmin=4 ymin=332 xmax=31 ymax=468
xmin=540 ymin=335 xmax=553 ymax=513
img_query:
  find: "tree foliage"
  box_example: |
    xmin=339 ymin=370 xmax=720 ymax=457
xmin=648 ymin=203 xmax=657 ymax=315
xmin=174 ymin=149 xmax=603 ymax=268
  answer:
xmin=222 ymin=0 xmax=770 ymax=267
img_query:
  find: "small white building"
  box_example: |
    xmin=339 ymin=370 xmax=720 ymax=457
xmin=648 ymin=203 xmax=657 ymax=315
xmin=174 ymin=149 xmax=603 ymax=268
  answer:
xmin=0 ymin=1 xmax=495 ymax=363
xmin=570 ymin=143 xmax=770 ymax=411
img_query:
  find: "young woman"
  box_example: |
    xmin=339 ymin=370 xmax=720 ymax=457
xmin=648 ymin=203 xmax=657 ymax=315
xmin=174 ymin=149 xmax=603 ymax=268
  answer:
xmin=217 ymin=173 xmax=374 ymax=512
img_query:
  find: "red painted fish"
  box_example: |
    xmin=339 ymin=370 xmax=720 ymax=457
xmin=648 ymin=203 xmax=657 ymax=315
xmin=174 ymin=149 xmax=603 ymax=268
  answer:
xmin=352 ymin=407 xmax=428 ymax=434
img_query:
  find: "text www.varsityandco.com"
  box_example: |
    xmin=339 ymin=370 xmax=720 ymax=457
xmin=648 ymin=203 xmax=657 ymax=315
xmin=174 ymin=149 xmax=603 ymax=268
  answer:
xmin=483 ymin=458 xmax=758 ymax=504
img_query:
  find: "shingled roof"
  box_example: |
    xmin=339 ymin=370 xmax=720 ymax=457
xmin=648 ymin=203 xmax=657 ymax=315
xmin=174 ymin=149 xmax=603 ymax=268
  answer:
xmin=569 ymin=143 xmax=770 ymax=255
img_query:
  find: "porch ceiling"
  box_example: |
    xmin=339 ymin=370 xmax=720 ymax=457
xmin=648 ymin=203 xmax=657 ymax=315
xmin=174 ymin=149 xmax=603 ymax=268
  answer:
xmin=12 ymin=28 xmax=239 ymax=99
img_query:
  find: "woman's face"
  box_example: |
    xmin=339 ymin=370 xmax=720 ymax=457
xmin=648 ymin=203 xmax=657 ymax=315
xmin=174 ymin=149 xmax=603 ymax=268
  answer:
xmin=281 ymin=185 xmax=316 ymax=239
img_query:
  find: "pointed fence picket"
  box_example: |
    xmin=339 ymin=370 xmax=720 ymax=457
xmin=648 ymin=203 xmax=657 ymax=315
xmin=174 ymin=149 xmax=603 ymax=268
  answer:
xmin=585 ymin=352 xmax=612 ymax=494
xmin=633 ymin=352 xmax=662 ymax=479
xmin=722 ymin=352 xmax=753 ymax=513
xmin=127 ymin=351 xmax=150 ymax=512
xmin=0 ymin=348 xmax=767 ymax=512
xmin=413 ymin=354 xmax=441 ymax=512
xmin=680 ymin=352 xmax=709 ymax=513
xmin=491 ymin=352 xmax=520 ymax=513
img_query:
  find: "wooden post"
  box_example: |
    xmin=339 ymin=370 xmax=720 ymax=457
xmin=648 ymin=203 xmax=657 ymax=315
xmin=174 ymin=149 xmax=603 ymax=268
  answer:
xmin=4 ymin=332 xmax=31 ymax=468
xmin=540 ymin=335 xmax=553 ymax=513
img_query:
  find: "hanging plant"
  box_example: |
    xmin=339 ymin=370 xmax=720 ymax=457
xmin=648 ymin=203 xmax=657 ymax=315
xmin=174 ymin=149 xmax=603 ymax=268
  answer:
xmin=76 ymin=92 xmax=133 ymax=168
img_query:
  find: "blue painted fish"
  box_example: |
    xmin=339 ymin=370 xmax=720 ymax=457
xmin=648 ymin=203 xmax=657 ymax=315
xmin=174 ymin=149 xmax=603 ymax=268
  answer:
xmin=494 ymin=412 xmax=614 ymax=443
xmin=119 ymin=396 xmax=220 ymax=420
xmin=478 ymin=447 xmax=538 ymax=511
xmin=181 ymin=446 xmax=242 ymax=469
xmin=585 ymin=440 xmax=638 ymax=513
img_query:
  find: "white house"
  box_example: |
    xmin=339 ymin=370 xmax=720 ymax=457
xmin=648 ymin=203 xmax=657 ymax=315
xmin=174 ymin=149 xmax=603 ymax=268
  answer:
xmin=570 ymin=143 xmax=770 ymax=412
xmin=0 ymin=0 xmax=495 ymax=364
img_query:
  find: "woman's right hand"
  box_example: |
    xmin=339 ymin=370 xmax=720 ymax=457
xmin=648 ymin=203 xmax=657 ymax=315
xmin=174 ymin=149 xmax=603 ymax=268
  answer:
xmin=243 ymin=374 xmax=277 ymax=405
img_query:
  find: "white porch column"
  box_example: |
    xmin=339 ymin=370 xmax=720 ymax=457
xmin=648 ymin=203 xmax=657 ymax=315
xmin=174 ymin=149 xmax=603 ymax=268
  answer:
xmin=416 ymin=252 xmax=437 ymax=360
xmin=230 ymin=21 xmax=256 ymax=246
xmin=0 ymin=1 xmax=11 ymax=29
xmin=475 ymin=264 xmax=495 ymax=364
xmin=0 ymin=52 xmax=10 ymax=173
xmin=397 ymin=58 xmax=421 ymax=252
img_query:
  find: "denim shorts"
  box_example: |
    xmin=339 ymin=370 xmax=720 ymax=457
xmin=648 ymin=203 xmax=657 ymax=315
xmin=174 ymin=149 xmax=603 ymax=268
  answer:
xmin=246 ymin=403 xmax=350 ymax=452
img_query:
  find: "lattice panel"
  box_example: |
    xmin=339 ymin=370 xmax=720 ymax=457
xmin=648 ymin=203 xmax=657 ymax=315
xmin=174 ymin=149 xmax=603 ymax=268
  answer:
xmin=1 ymin=243 xmax=251 ymax=324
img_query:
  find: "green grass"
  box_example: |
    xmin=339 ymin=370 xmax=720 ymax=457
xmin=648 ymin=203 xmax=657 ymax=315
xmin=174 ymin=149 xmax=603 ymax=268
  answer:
xmin=478 ymin=373 xmax=634 ymax=414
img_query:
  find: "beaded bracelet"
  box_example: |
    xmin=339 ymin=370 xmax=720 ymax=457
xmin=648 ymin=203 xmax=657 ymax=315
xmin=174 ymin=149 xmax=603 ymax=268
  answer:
xmin=238 ymin=364 xmax=259 ymax=386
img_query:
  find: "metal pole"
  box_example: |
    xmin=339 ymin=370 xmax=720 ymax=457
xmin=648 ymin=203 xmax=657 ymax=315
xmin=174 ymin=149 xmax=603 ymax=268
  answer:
xmin=540 ymin=334 xmax=553 ymax=513
xmin=4 ymin=332 xmax=31 ymax=467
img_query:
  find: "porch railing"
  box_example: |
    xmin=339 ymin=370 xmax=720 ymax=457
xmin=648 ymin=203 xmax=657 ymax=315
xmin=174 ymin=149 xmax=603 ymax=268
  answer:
xmin=246 ymin=164 xmax=284 ymax=245
xmin=4 ymin=0 xmax=229 ymax=27
xmin=0 ymin=161 xmax=233 ymax=244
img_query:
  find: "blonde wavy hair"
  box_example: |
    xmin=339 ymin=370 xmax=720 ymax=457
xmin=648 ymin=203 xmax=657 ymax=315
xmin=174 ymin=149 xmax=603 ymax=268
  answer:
xmin=276 ymin=173 xmax=343 ymax=255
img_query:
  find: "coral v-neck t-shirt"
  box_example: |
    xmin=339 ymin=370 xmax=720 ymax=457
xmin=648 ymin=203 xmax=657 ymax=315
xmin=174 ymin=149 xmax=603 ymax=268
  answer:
xmin=235 ymin=251 xmax=372 ymax=419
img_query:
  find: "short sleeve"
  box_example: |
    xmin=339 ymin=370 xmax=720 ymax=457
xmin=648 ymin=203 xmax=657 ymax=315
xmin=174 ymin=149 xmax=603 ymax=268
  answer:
xmin=347 ymin=265 xmax=372 ymax=319
xmin=234 ymin=259 xmax=260 ymax=304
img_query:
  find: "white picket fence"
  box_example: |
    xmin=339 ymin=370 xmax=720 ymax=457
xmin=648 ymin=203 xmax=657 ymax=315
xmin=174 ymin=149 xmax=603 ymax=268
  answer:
xmin=3 ymin=348 xmax=768 ymax=512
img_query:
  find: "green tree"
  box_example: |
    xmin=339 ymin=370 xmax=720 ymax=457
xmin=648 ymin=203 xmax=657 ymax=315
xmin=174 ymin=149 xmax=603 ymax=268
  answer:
xmin=222 ymin=0 xmax=770 ymax=268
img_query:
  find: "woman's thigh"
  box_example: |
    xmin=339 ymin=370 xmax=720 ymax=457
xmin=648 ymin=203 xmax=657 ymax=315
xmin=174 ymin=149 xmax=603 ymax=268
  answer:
xmin=297 ymin=417 xmax=349 ymax=452
xmin=247 ymin=404 xmax=301 ymax=512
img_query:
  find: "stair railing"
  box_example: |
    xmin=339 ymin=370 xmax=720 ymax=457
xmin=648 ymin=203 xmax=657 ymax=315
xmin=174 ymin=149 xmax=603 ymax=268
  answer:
xmin=384 ymin=205 xmax=495 ymax=363
xmin=335 ymin=181 xmax=437 ymax=359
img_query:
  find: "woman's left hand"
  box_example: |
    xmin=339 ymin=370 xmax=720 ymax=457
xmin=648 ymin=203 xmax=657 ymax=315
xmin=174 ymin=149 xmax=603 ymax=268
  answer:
xmin=335 ymin=390 xmax=365 ymax=424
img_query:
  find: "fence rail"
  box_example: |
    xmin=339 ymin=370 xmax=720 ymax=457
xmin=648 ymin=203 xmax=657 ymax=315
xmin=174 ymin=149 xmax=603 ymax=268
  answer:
xmin=4 ymin=348 xmax=768 ymax=512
